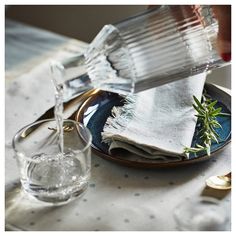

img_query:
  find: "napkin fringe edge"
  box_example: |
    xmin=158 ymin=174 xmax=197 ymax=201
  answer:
xmin=102 ymin=95 xmax=137 ymax=144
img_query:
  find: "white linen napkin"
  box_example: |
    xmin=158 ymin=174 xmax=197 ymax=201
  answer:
xmin=102 ymin=74 xmax=206 ymax=161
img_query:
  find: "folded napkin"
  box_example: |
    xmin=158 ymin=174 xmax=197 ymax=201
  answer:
xmin=102 ymin=74 xmax=206 ymax=161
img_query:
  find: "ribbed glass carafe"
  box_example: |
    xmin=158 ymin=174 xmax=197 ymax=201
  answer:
xmin=51 ymin=5 xmax=230 ymax=98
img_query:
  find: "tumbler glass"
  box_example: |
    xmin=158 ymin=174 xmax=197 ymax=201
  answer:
xmin=12 ymin=119 xmax=92 ymax=205
xmin=173 ymin=197 xmax=230 ymax=231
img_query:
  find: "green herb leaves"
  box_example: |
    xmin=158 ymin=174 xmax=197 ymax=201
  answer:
xmin=184 ymin=95 xmax=230 ymax=156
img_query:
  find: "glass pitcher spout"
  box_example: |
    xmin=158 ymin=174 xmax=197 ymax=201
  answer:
xmin=50 ymin=54 xmax=93 ymax=102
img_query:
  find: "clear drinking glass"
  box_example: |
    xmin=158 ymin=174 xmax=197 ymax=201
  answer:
xmin=12 ymin=119 xmax=92 ymax=205
xmin=51 ymin=5 xmax=230 ymax=100
xmin=173 ymin=197 xmax=230 ymax=231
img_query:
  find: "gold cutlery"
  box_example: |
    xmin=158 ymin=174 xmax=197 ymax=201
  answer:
xmin=206 ymin=172 xmax=231 ymax=190
xmin=21 ymin=89 xmax=98 ymax=138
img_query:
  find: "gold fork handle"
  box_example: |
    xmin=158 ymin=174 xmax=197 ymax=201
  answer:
xmin=34 ymin=89 xmax=96 ymax=123
xmin=22 ymin=89 xmax=97 ymax=138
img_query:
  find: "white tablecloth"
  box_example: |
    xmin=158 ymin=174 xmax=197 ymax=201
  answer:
xmin=5 ymin=19 xmax=231 ymax=231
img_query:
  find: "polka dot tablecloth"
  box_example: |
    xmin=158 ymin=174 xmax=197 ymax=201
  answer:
xmin=5 ymin=19 xmax=231 ymax=231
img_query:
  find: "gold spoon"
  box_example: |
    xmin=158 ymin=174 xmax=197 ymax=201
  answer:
xmin=206 ymin=172 xmax=231 ymax=190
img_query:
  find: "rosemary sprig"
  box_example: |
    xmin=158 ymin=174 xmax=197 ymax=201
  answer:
xmin=184 ymin=95 xmax=230 ymax=156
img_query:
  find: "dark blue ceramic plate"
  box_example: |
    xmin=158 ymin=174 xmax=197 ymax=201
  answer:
xmin=76 ymin=84 xmax=231 ymax=168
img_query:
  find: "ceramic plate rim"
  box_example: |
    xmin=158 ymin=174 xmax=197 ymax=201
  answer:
xmin=75 ymin=83 xmax=231 ymax=168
